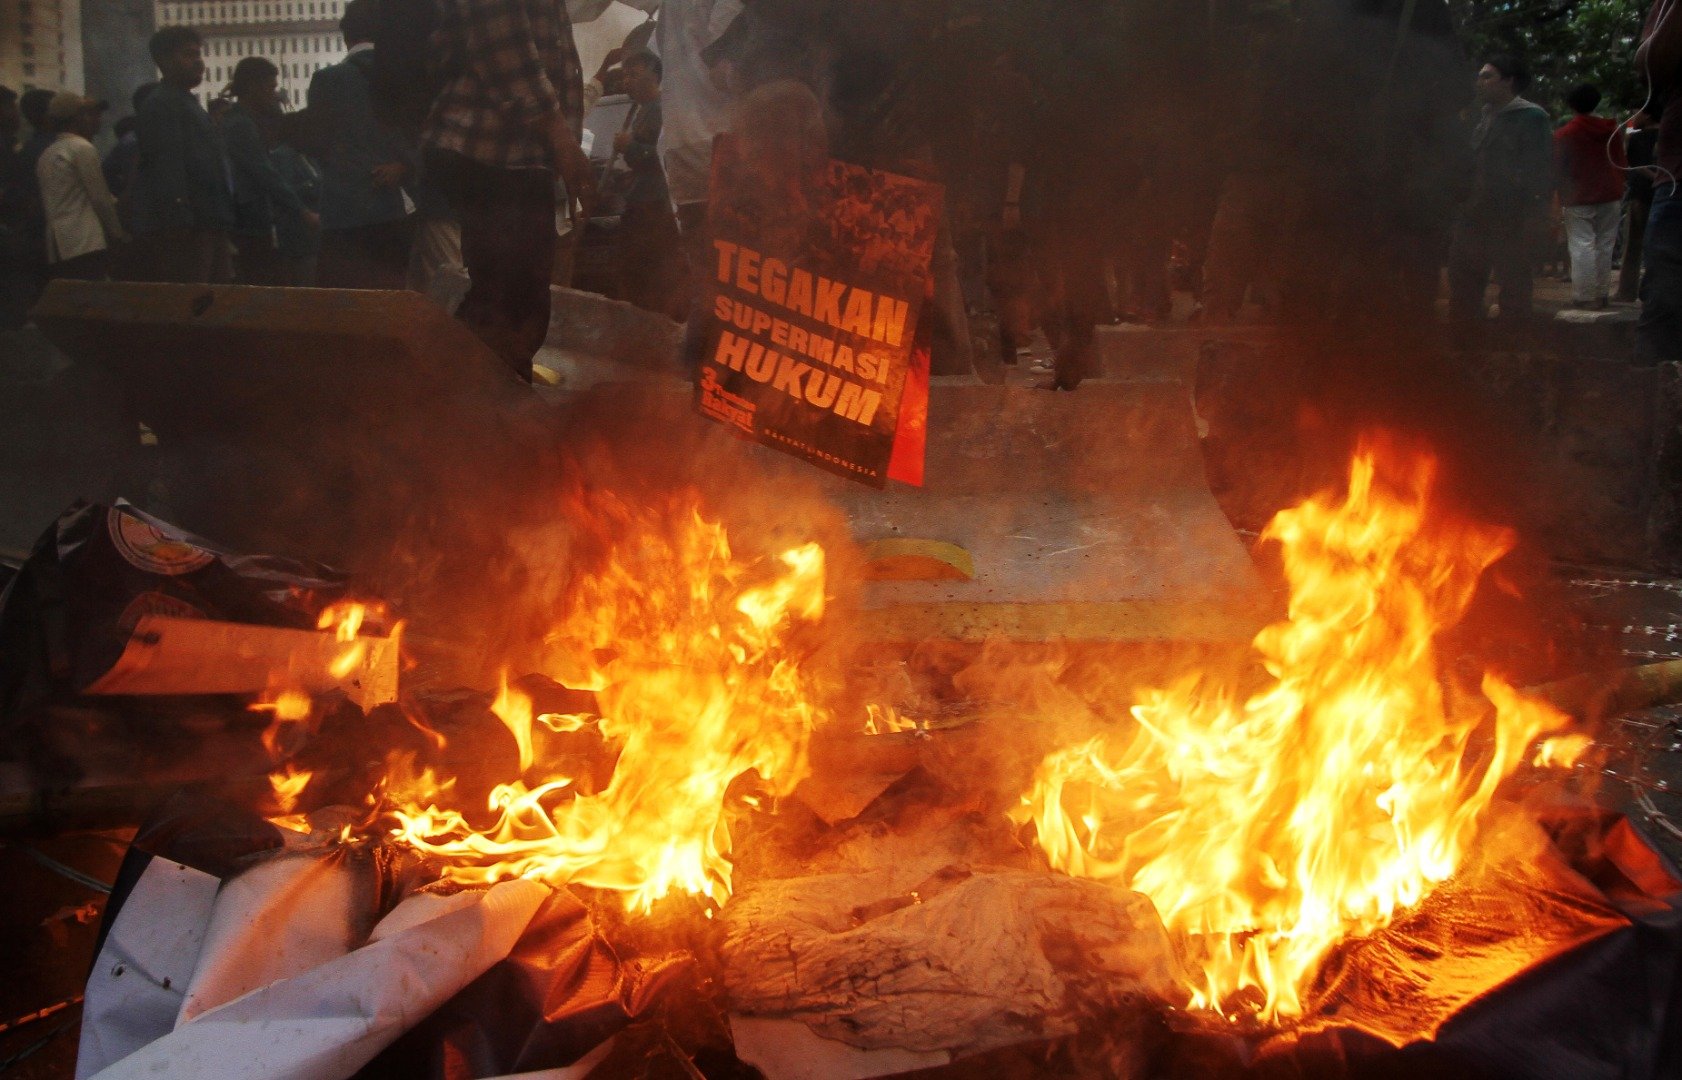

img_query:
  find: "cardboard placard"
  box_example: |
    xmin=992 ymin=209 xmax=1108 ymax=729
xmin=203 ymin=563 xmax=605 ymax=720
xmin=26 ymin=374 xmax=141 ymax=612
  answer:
xmin=697 ymin=136 xmax=941 ymax=487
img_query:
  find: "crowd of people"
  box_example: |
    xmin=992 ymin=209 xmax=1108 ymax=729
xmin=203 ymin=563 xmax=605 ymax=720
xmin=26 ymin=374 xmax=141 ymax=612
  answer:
xmin=1448 ymin=61 xmax=1664 ymax=332
xmin=0 ymin=0 xmax=635 ymax=382
xmin=0 ymin=0 xmax=1678 ymax=385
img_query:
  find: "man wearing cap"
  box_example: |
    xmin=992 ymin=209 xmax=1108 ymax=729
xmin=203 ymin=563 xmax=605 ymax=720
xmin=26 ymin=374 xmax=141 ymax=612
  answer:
xmin=36 ymin=93 xmax=128 ymax=280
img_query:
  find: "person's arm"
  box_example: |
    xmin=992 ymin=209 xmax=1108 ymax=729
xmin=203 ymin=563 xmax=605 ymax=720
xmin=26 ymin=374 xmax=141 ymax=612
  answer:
xmin=72 ymin=139 xmax=127 ymax=243
xmin=226 ymin=112 xmax=305 ymax=215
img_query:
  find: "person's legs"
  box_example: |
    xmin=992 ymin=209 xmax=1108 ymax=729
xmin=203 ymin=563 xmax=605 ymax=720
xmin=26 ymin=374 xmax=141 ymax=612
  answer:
xmin=1563 ymin=205 xmax=1596 ymax=304
xmin=365 ymin=217 xmax=418 ymax=290
xmin=1638 ymin=186 xmax=1682 ymax=364
xmin=1051 ymin=223 xmax=1106 ymax=389
xmin=676 ymin=201 xmax=711 ymax=374
xmin=1619 ymin=199 xmax=1650 ymax=301
xmin=1491 ymin=214 xmax=1534 ymax=320
xmin=429 ymin=150 xmax=553 ymax=381
xmin=203 ymin=229 xmax=234 ymax=284
xmin=134 ymin=227 xmax=198 ymax=283
xmin=618 ymin=200 xmax=683 ymax=316
xmin=1447 ymin=220 xmax=1493 ymax=322
xmin=407 ymin=215 xmax=469 ymax=312
xmin=928 ymin=212 xmax=975 ymax=377
xmin=49 ymin=249 xmax=111 ymax=280
xmin=318 ymin=221 xmax=414 ymax=290
xmin=1200 ymin=191 xmax=1250 ymax=322
xmin=316 ymin=229 xmax=357 ymax=288
xmin=232 ymin=232 xmax=286 ymax=286
xmin=1592 ymin=201 xmax=1621 ymax=302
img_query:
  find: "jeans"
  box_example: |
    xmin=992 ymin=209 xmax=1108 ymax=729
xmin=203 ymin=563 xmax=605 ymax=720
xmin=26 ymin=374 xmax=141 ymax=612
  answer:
xmin=1563 ymin=202 xmax=1620 ymax=303
xmin=1638 ymin=185 xmax=1681 ymax=365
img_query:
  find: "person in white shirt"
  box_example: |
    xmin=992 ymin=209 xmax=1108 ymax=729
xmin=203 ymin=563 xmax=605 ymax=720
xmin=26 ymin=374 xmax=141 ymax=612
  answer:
xmin=37 ymin=93 xmax=128 ymax=280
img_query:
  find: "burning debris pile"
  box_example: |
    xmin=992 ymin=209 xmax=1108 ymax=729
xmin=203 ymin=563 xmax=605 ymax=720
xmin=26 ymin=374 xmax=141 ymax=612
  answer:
xmin=1018 ymin=441 xmax=1580 ymax=1024
xmin=5 ymin=440 xmax=1682 ymax=1079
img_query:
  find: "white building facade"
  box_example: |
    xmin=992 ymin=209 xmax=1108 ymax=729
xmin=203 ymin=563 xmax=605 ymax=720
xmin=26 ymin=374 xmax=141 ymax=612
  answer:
xmin=0 ymin=0 xmax=84 ymax=94
xmin=153 ymin=0 xmax=348 ymax=109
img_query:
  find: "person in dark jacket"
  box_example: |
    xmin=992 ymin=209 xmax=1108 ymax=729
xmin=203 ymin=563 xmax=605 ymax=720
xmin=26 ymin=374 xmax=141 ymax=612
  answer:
xmin=1447 ymin=55 xmax=1554 ymax=323
xmin=1618 ymin=109 xmax=1661 ymax=303
xmin=222 ymin=57 xmax=318 ymax=285
xmin=1637 ymin=0 xmax=1682 ymax=363
xmin=3 ymin=89 xmax=56 ymax=317
xmin=612 ymin=49 xmax=684 ymax=317
xmin=0 ymin=84 xmax=35 ymax=327
xmin=306 ymin=0 xmax=416 ymax=289
xmin=129 ymin=26 xmax=235 ymax=283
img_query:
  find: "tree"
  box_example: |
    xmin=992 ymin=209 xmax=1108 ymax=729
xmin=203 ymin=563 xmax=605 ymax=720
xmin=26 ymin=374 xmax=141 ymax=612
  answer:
xmin=1447 ymin=0 xmax=1652 ymax=113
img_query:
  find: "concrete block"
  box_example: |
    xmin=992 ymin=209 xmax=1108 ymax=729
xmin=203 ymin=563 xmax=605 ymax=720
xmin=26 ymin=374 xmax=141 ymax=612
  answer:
xmin=545 ymin=286 xmax=682 ymax=373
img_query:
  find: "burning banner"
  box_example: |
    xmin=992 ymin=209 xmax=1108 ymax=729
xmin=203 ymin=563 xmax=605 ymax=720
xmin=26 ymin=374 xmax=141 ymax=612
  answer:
xmin=696 ymin=135 xmax=941 ymax=488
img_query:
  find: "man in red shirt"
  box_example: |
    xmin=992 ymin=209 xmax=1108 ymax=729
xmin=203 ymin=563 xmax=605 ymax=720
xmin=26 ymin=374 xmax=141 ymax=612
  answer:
xmin=1555 ymin=83 xmax=1626 ymax=308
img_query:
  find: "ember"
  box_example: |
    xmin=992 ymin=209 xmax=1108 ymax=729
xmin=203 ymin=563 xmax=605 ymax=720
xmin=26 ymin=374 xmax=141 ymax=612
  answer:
xmin=1020 ymin=438 xmax=1577 ymax=1023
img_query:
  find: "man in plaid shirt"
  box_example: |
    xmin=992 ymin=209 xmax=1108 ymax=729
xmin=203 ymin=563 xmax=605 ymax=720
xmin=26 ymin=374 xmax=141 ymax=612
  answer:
xmin=423 ymin=0 xmax=595 ymax=380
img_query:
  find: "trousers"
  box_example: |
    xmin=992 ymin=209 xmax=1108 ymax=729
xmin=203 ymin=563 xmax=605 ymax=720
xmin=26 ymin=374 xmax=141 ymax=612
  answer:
xmin=426 ymin=150 xmax=555 ymax=382
xmin=1563 ymin=202 xmax=1620 ymax=303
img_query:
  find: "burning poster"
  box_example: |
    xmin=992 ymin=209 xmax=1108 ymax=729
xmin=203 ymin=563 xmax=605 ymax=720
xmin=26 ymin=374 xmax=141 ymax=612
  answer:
xmin=697 ymin=135 xmax=942 ymax=488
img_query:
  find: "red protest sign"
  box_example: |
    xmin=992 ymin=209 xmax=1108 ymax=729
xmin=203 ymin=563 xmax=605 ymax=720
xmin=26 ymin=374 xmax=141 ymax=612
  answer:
xmin=696 ymin=135 xmax=940 ymax=487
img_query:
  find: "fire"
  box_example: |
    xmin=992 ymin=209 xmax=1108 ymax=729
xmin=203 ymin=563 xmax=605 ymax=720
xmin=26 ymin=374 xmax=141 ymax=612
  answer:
xmin=1532 ymin=732 xmax=1592 ymax=769
xmin=387 ymin=495 xmax=829 ymax=913
xmin=1022 ymin=440 xmax=1575 ymax=1023
xmin=862 ymin=703 xmax=924 ymax=735
xmin=269 ymin=762 xmax=313 ymax=816
xmin=250 ymin=602 xmax=393 ymax=822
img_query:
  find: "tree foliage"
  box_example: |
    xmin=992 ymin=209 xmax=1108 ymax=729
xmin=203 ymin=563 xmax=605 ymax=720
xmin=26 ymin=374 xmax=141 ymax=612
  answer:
xmin=1446 ymin=0 xmax=1654 ymax=112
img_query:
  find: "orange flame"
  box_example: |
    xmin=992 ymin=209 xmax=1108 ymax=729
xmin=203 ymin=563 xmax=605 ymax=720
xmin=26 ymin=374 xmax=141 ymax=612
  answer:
xmin=1022 ymin=441 xmax=1574 ymax=1023
xmin=386 ymin=497 xmax=829 ymax=913
xmin=269 ymin=762 xmax=313 ymax=816
xmin=862 ymin=703 xmax=924 ymax=735
xmin=251 ymin=602 xmax=393 ymax=823
xmin=1532 ymin=732 xmax=1592 ymax=768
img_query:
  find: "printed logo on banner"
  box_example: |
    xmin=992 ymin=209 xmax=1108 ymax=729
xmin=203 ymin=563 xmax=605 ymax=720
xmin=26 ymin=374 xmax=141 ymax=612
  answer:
xmin=107 ymin=508 xmax=216 ymax=576
xmin=696 ymin=136 xmax=942 ymax=487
